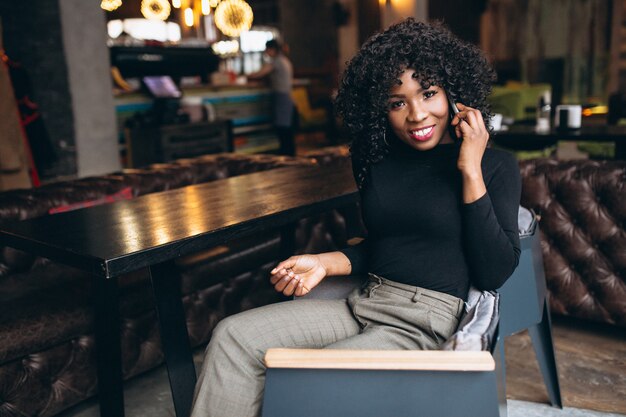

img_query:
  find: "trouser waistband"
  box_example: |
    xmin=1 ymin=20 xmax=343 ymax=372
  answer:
xmin=367 ymin=273 xmax=463 ymax=313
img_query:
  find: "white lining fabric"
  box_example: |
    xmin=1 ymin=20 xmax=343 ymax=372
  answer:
xmin=441 ymin=287 xmax=499 ymax=351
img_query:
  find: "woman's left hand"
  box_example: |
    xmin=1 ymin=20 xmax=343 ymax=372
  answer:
xmin=450 ymin=103 xmax=489 ymax=177
xmin=450 ymin=103 xmax=488 ymax=203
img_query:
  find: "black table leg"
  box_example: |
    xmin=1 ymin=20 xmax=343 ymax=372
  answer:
xmin=149 ymin=261 xmax=196 ymax=417
xmin=93 ymin=275 xmax=125 ymax=417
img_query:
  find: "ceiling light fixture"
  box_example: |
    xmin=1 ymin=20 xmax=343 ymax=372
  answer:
xmin=101 ymin=0 xmax=123 ymax=12
xmin=201 ymin=0 xmax=211 ymax=15
xmin=141 ymin=0 xmax=171 ymax=21
xmin=184 ymin=7 xmax=194 ymax=27
xmin=214 ymin=0 xmax=253 ymax=37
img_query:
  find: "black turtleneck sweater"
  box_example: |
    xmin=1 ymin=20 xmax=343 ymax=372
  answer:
xmin=341 ymin=141 xmax=521 ymax=300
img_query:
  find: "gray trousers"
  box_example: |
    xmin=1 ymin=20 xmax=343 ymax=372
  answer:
xmin=191 ymin=275 xmax=464 ymax=417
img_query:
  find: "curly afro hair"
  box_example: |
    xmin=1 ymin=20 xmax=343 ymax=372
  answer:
xmin=335 ymin=18 xmax=496 ymax=188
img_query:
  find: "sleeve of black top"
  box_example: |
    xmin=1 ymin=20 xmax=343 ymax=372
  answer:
xmin=462 ymin=151 xmax=521 ymax=290
xmin=339 ymin=238 xmax=369 ymax=275
xmin=339 ymin=159 xmax=370 ymax=275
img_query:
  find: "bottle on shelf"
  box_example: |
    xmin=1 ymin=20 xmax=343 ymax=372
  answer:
xmin=535 ymin=91 xmax=551 ymax=132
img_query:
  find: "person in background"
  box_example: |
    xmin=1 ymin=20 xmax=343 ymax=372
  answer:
xmin=248 ymin=39 xmax=295 ymax=156
xmin=191 ymin=18 xmax=521 ymax=417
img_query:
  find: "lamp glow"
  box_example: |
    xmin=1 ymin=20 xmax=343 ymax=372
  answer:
xmin=209 ymin=0 xmax=220 ymax=7
xmin=101 ymin=0 xmax=122 ymax=11
xmin=201 ymin=0 xmax=211 ymax=15
xmin=214 ymin=0 xmax=253 ymax=37
xmin=172 ymin=0 xmax=181 ymax=8
xmin=141 ymin=0 xmax=171 ymax=20
xmin=184 ymin=7 xmax=194 ymax=26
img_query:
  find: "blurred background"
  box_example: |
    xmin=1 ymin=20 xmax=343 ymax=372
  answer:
xmin=0 ymin=0 xmax=623 ymax=184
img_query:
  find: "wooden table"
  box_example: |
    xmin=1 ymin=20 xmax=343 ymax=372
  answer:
xmin=492 ymin=125 xmax=626 ymax=159
xmin=0 ymin=165 xmax=359 ymax=417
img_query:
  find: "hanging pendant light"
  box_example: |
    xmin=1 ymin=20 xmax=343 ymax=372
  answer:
xmin=172 ymin=0 xmax=182 ymax=8
xmin=214 ymin=0 xmax=253 ymax=37
xmin=101 ymin=0 xmax=122 ymax=11
xmin=141 ymin=0 xmax=171 ymax=21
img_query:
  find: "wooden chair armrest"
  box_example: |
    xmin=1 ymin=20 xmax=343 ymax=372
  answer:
xmin=264 ymin=349 xmax=495 ymax=371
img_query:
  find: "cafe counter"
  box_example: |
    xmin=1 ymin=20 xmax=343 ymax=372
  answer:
xmin=115 ymin=85 xmax=279 ymax=165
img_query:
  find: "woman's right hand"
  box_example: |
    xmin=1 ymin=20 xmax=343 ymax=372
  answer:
xmin=270 ymin=254 xmax=328 ymax=297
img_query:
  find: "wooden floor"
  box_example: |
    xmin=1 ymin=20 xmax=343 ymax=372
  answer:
xmin=505 ymin=315 xmax=626 ymax=414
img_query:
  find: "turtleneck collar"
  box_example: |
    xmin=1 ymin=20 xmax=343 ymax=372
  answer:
xmin=387 ymin=136 xmax=461 ymax=159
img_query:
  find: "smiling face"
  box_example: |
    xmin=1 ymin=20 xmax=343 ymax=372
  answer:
xmin=387 ymin=69 xmax=454 ymax=151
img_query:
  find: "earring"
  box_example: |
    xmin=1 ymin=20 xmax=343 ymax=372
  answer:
xmin=382 ymin=126 xmax=389 ymax=147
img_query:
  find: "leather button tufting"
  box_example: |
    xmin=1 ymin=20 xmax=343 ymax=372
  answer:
xmin=520 ymin=158 xmax=626 ymax=326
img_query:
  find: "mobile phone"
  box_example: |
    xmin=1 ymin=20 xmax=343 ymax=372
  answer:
xmin=448 ymin=96 xmax=460 ymax=118
xmin=447 ymin=94 xmax=461 ymax=140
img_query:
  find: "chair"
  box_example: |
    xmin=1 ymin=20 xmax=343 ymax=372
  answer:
xmin=291 ymin=86 xmax=328 ymax=131
xmin=499 ymin=208 xmax=562 ymax=408
xmin=262 ymin=207 xmax=562 ymax=416
xmin=263 ymin=287 xmax=506 ymax=417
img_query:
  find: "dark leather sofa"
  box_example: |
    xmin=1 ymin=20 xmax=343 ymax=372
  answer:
xmin=0 ymin=153 xmax=357 ymax=417
xmin=519 ymin=158 xmax=626 ymax=327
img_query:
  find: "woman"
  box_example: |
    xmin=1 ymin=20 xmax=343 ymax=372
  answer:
xmin=247 ymin=39 xmax=295 ymax=155
xmin=191 ymin=18 xmax=521 ymax=417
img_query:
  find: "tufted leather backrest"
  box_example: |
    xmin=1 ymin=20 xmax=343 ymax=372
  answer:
xmin=519 ymin=159 xmax=626 ymax=326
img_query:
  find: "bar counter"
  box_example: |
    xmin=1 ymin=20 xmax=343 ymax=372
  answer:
xmin=491 ymin=124 xmax=626 ymax=159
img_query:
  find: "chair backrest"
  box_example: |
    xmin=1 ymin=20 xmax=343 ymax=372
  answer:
xmin=499 ymin=207 xmax=546 ymax=336
xmin=291 ymin=87 xmax=313 ymax=114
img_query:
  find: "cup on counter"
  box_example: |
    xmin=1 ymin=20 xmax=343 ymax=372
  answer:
xmin=180 ymin=97 xmax=205 ymax=123
xmin=554 ymin=105 xmax=582 ymax=130
xmin=489 ymin=113 xmax=503 ymax=131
